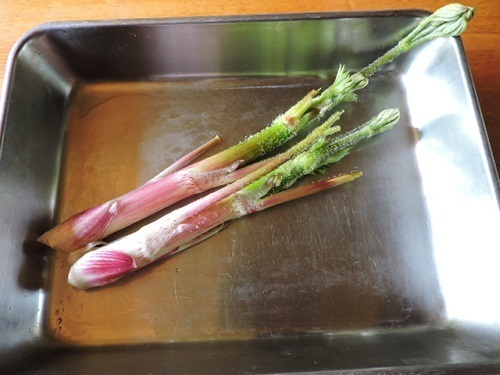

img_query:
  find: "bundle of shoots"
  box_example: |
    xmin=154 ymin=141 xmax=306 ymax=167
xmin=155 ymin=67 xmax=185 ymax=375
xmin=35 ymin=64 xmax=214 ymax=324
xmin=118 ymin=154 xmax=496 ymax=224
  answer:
xmin=38 ymin=3 xmax=474 ymax=253
xmin=39 ymin=69 xmax=365 ymax=253
xmin=69 ymin=108 xmax=400 ymax=289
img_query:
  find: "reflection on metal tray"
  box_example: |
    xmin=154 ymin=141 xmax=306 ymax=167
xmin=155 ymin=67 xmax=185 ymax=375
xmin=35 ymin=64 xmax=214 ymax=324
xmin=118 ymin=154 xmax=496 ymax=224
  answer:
xmin=1 ymin=10 xmax=499 ymax=375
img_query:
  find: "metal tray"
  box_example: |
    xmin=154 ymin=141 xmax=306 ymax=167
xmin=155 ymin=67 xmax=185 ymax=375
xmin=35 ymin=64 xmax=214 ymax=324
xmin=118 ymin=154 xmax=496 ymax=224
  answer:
xmin=1 ymin=10 xmax=499 ymax=374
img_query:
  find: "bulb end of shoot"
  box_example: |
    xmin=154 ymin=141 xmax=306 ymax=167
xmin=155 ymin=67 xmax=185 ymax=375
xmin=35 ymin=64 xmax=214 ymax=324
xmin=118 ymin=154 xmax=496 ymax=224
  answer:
xmin=68 ymin=249 xmax=138 ymax=290
xmin=38 ymin=200 xmax=119 ymax=253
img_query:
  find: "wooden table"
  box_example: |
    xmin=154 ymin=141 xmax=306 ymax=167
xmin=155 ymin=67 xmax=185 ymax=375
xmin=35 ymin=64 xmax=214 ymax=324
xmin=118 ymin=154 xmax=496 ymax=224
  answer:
xmin=1 ymin=0 xmax=498 ymax=170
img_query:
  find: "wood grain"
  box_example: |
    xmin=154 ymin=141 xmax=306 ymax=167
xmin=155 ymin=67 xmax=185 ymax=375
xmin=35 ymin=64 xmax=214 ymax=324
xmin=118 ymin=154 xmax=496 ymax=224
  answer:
xmin=1 ymin=0 xmax=498 ymax=167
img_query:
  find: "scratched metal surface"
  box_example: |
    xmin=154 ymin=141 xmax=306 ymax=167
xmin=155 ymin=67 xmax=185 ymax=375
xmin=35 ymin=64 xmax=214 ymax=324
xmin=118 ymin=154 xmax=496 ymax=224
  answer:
xmin=47 ymin=74 xmax=436 ymax=345
xmin=1 ymin=11 xmax=499 ymax=374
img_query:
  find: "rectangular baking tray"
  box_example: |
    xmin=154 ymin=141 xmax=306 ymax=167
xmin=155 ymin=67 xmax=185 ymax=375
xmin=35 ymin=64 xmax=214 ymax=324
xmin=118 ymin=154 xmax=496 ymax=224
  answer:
xmin=1 ymin=10 xmax=499 ymax=375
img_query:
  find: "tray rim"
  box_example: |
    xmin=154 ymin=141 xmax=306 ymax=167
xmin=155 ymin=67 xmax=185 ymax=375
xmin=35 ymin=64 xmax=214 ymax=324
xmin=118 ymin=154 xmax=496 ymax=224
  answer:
xmin=1 ymin=10 xmax=499 ymax=371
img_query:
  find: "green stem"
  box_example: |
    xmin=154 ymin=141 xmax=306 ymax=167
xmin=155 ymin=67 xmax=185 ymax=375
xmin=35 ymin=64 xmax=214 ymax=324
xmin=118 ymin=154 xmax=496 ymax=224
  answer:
xmin=258 ymin=171 xmax=363 ymax=211
xmin=188 ymin=89 xmax=320 ymax=172
xmin=265 ymin=108 xmax=400 ymax=193
xmin=360 ymin=3 xmax=475 ymax=78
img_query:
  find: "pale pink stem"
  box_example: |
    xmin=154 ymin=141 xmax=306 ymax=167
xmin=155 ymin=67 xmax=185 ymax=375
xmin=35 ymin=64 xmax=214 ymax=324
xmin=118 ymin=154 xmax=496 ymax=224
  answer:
xmin=103 ymin=160 xmax=244 ymax=236
xmin=38 ymin=159 xmax=244 ymax=253
xmin=257 ymin=171 xmax=363 ymax=210
xmin=68 ymin=171 xmax=361 ymax=289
